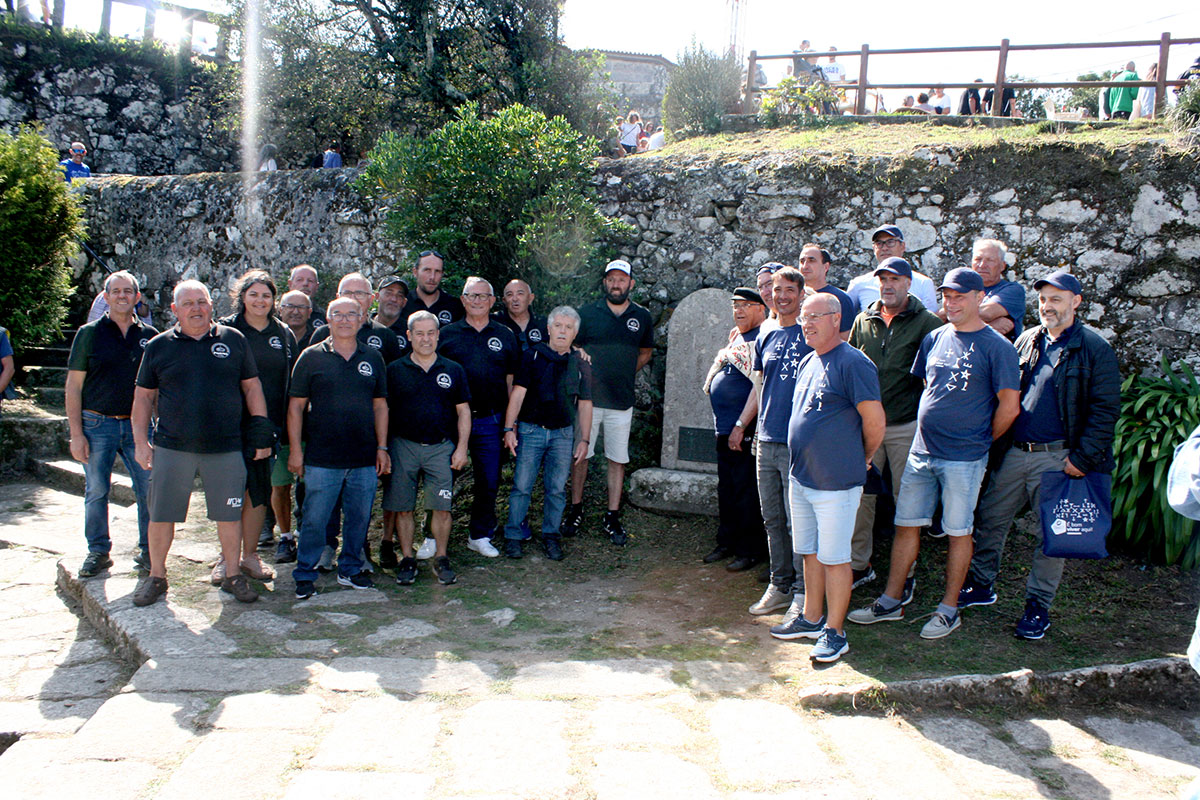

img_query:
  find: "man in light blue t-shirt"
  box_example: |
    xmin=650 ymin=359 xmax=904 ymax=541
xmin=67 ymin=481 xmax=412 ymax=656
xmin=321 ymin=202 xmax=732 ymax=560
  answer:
xmin=849 ymin=267 xmax=1019 ymax=640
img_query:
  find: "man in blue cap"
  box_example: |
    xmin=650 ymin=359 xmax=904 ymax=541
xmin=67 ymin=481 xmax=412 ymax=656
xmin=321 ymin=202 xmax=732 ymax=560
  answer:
xmin=849 ymin=267 xmax=1019 ymax=639
xmin=959 ymin=270 xmax=1120 ymax=640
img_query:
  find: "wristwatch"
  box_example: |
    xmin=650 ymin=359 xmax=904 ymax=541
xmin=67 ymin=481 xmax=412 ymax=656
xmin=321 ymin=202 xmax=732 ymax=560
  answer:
xmin=733 ymin=419 xmax=745 ymax=428
xmin=503 ymin=427 xmax=514 ymax=433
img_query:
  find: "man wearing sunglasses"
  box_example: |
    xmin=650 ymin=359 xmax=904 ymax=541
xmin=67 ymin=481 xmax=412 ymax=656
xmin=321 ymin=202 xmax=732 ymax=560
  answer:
xmin=401 ymin=250 xmax=465 ymax=329
xmin=61 ymin=141 xmax=91 ymax=181
xmin=845 ymin=225 xmax=939 ymax=313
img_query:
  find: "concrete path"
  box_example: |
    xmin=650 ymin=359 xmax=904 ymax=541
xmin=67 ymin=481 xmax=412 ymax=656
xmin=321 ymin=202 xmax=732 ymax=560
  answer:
xmin=1 ymin=481 xmax=1198 ymax=799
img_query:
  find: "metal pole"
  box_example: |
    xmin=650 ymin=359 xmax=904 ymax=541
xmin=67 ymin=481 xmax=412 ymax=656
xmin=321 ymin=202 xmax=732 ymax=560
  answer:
xmin=1155 ymin=32 xmax=1170 ymax=118
xmin=855 ymin=45 xmax=869 ymax=115
xmin=992 ymin=38 xmax=1009 ymax=115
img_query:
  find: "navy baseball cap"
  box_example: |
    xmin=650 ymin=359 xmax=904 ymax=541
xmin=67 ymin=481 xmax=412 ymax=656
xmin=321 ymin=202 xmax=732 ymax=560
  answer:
xmin=871 ymin=225 xmax=904 ymax=241
xmin=731 ymin=287 xmax=766 ymax=305
xmin=874 ymin=257 xmax=913 ymax=280
xmin=939 ymin=267 xmax=985 ymax=293
xmin=756 ymin=262 xmax=786 ymax=276
xmin=1033 ymin=270 xmax=1083 ymax=295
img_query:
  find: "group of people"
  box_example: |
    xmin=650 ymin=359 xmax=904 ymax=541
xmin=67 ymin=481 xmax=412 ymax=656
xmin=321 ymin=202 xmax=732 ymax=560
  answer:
xmin=67 ymin=252 xmax=655 ymax=606
xmin=703 ymin=225 xmax=1120 ymax=663
xmin=615 ymin=112 xmax=666 ymax=155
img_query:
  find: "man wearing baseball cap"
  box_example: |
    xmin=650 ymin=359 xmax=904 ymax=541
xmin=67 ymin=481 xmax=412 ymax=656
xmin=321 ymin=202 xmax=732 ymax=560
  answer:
xmin=845 ymin=225 xmax=939 ymax=313
xmin=849 ymin=267 xmax=1019 ymax=639
xmin=374 ymin=275 xmax=411 ymax=350
xmin=564 ymin=259 xmax=655 ymax=544
xmin=959 ymin=270 xmax=1120 ymax=640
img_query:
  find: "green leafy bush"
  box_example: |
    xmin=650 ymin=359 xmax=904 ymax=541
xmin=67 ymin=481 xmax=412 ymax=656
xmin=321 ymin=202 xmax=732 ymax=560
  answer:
xmin=0 ymin=126 xmax=83 ymax=356
xmin=356 ymin=103 xmax=629 ymax=305
xmin=757 ymin=77 xmax=840 ymax=127
xmin=1169 ymin=80 xmax=1200 ymax=130
xmin=662 ymin=40 xmax=742 ymax=137
xmin=1110 ymin=358 xmax=1200 ymax=568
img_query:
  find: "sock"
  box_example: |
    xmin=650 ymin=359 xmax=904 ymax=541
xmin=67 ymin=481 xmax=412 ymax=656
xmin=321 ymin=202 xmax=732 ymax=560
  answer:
xmin=280 ymin=531 xmax=293 ymax=540
xmin=878 ymin=594 xmax=901 ymax=611
xmin=937 ymin=602 xmax=958 ymax=619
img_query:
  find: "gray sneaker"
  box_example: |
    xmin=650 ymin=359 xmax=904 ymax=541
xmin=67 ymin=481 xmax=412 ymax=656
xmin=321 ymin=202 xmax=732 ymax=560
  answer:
xmin=748 ymin=585 xmax=793 ymax=616
xmin=316 ymin=545 xmax=336 ymax=573
xmin=847 ymin=599 xmax=904 ymax=625
xmin=920 ymin=610 xmax=961 ymax=639
xmin=778 ymin=594 xmax=806 ymax=623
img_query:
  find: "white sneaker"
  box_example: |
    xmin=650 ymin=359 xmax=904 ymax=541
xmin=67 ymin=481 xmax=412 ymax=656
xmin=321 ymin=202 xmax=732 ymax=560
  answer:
xmin=209 ymin=557 xmax=226 ymax=586
xmin=316 ymin=545 xmax=336 ymax=572
xmin=748 ymin=585 xmax=793 ymax=616
xmin=779 ymin=594 xmax=806 ymax=623
xmin=467 ymin=537 xmax=500 ymax=558
xmin=415 ymin=538 xmax=436 ymax=560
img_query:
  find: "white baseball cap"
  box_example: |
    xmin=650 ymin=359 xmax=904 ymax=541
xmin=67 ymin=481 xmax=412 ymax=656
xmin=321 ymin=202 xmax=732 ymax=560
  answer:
xmin=605 ymin=259 xmax=632 ymax=276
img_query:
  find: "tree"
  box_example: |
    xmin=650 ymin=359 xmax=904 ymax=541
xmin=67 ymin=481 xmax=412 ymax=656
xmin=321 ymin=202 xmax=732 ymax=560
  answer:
xmin=0 ymin=126 xmax=83 ymax=355
xmin=1008 ymin=73 xmax=1048 ymax=120
xmin=356 ymin=103 xmax=628 ymax=304
xmin=1053 ymin=70 xmax=1116 ymax=119
xmin=662 ymin=40 xmax=742 ymax=136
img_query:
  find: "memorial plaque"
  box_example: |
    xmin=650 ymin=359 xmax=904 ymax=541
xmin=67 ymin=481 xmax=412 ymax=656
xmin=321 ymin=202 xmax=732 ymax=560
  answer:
xmin=677 ymin=426 xmax=719 ymax=464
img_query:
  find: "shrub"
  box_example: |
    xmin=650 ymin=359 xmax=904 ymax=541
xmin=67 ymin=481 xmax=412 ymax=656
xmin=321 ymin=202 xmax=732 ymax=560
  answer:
xmin=757 ymin=77 xmax=840 ymax=127
xmin=0 ymin=126 xmax=83 ymax=357
xmin=662 ymin=40 xmax=742 ymax=137
xmin=1109 ymin=358 xmax=1200 ymax=568
xmin=1169 ymin=80 xmax=1200 ymax=130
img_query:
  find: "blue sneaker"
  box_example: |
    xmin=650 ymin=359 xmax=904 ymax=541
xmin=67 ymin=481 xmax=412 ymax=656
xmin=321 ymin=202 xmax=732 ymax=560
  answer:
xmin=1015 ymin=599 xmax=1051 ymax=640
xmin=811 ymin=627 xmax=850 ymax=663
xmin=958 ymin=578 xmax=997 ymax=608
xmin=901 ymin=576 xmax=916 ymax=606
xmin=770 ymin=613 xmax=826 ymax=640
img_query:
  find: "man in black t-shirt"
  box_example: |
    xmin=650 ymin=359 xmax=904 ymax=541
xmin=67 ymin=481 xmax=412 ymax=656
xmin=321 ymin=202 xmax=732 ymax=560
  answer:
xmin=66 ymin=270 xmax=157 ymax=578
xmin=493 ymin=279 xmax=548 ymax=351
xmin=309 ymin=273 xmax=402 ymax=364
xmin=288 ymin=264 xmax=326 ymax=326
xmin=130 ymin=281 xmax=273 ymax=607
xmin=399 ymin=249 xmax=464 ymax=329
xmin=438 ymin=277 xmax=521 ymax=557
xmin=287 ymin=297 xmax=391 ymax=600
xmin=373 ymin=275 xmax=411 ymax=351
xmin=500 ymin=306 xmax=593 ymax=560
xmin=383 ymin=310 xmax=471 ymax=586
xmin=564 ymin=260 xmax=655 ymax=545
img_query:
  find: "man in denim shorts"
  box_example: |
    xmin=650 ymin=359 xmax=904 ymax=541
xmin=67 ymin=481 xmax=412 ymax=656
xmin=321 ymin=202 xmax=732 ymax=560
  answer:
xmin=849 ymin=268 xmax=1019 ymax=639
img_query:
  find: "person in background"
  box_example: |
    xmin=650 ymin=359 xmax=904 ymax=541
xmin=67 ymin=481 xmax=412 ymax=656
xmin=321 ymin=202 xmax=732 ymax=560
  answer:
xmin=258 ymin=144 xmax=278 ymax=171
xmin=60 ymin=141 xmax=90 ymax=181
xmin=1108 ymin=62 xmax=1140 ymax=120
xmin=914 ymin=93 xmax=936 ymax=114
xmin=1137 ymin=63 xmax=1158 ymax=119
xmin=618 ymin=112 xmax=643 ymax=155
xmin=322 ymin=143 xmax=343 ymax=169
xmin=958 ymin=80 xmax=984 ymax=116
xmin=648 ymin=126 xmax=666 ymax=150
xmin=0 ymin=324 xmax=13 ymax=412
xmin=494 ymin=279 xmax=547 ymax=352
xmin=930 ymin=87 xmax=952 ymax=115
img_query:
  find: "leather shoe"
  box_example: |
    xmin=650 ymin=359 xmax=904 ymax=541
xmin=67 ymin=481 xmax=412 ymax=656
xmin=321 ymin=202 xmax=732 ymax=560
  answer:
xmin=725 ymin=555 xmax=760 ymax=573
xmin=702 ymin=545 xmax=732 ymax=564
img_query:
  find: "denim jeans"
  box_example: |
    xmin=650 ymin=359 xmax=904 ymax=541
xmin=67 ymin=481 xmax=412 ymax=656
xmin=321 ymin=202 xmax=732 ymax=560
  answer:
xmin=293 ymin=465 xmax=375 ymax=583
xmin=82 ymin=411 xmax=150 ymax=554
xmin=465 ymin=412 xmax=503 ymax=540
xmin=504 ymin=422 xmax=573 ymax=540
xmin=894 ymin=452 xmax=988 ymax=537
xmin=756 ymin=440 xmax=802 ymax=594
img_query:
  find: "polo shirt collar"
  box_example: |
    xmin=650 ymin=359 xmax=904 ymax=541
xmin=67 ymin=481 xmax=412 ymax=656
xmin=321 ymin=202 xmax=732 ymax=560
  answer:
xmin=170 ymin=323 xmax=219 ymax=340
xmin=318 ymin=337 xmax=369 ymax=358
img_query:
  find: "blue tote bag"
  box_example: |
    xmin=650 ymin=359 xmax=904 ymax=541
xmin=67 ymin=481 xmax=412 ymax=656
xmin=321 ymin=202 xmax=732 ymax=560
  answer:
xmin=1038 ymin=470 xmax=1112 ymax=559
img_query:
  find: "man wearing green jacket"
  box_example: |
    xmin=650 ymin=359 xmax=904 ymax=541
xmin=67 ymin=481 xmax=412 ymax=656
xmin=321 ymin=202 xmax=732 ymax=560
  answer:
xmin=1108 ymin=62 xmax=1140 ymax=120
xmin=846 ymin=257 xmax=943 ymax=592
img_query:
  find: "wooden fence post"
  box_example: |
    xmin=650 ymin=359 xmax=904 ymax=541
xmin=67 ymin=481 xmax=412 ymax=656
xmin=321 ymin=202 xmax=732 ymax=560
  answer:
xmin=1155 ymin=32 xmax=1170 ymax=118
xmin=855 ymin=44 xmax=869 ymax=114
xmin=98 ymin=0 xmax=112 ymax=37
xmin=143 ymin=6 xmax=156 ymax=44
xmin=743 ymin=50 xmax=758 ymax=113
xmin=992 ymin=38 xmax=1009 ymax=116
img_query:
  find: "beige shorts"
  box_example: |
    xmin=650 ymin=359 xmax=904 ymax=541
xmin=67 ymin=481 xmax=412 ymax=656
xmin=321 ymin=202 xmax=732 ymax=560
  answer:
xmin=586 ymin=406 xmax=633 ymax=464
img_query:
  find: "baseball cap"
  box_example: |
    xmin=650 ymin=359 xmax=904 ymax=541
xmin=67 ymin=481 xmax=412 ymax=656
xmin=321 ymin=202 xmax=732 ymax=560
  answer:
xmin=731 ymin=287 xmax=766 ymax=305
xmin=939 ymin=267 xmax=985 ymax=293
xmin=874 ymin=257 xmax=913 ymax=280
xmin=756 ymin=262 xmax=786 ymax=276
xmin=871 ymin=224 xmax=904 ymax=242
xmin=1033 ymin=270 xmax=1083 ymax=295
xmin=605 ymin=259 xmax=632 ymax=276
xmin=377 ymin=275 xmax=409 ymax=293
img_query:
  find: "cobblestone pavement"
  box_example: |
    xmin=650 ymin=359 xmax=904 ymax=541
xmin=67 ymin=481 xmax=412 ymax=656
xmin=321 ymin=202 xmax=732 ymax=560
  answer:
xmin=1 ymin=481 xmax=1198 ymax=800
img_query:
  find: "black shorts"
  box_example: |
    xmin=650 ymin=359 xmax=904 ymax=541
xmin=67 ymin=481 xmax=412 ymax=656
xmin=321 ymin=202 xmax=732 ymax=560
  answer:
xmin=243 ymin=451 xmax=274 ymax=508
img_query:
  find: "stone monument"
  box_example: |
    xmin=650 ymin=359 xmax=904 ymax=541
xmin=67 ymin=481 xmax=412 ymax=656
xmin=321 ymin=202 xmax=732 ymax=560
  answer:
xmin=629 ymin=287 xmax=731 ymax=515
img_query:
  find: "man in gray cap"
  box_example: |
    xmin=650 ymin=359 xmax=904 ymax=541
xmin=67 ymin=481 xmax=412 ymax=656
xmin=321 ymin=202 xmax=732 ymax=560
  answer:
xmin=959 ymin=270 xmax=1120 ymax=640
xmin=849 ymin=267 xmax=1019 ymax=639
xmin=846 ymin=257 xmax=942 ymax=593
xmin=845 ymin=225 xmax=939 ymax=313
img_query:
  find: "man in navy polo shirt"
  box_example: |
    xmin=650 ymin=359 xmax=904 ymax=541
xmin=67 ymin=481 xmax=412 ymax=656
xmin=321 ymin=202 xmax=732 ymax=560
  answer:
xmin=797 ymin=243 xmax=855 ymax=340
xmin=494 ymin=279 xmax=548 ymax=351
xmin=384 ymin=311 xmax=471 ymax=586
xmin=401 ymin=250 xmax=465 ymax=329
xmin=849 ymin=267 xmax=1020 ymax=639
xmin=287 ymin=297 xmax=390 ymax=599
xmin=564 ymin=259 xmax=655 ymax=545
xmin=373 ymin=275 xmax=410 ymax=347
xmin=66 ymin=270 xmax=157 ymax=577
xmin=771 ymin=293 xmax=884 ymax=664
xmin=131 ymin=281 xmax=273 ymax=606
xmin=960 ymin=270 xmax=1120 ymax=640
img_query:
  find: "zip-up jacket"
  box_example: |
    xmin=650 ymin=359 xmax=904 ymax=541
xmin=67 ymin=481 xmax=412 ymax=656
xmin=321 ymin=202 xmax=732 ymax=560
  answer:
xmin=848 ymin=295 xmax=943 ymax=425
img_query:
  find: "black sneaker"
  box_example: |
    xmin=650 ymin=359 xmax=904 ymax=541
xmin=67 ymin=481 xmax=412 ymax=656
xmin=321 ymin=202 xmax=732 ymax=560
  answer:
xmin=561 ymin=504 xmax=583 ymax=538
xmin=543 ymin=537 xmax=564 ymax=561
xmin=79 ymin=552 xmax=113 ymax=578
xmin=958 ymin=578 xmax=997 ymax=608
xmin=337 ymin=572 xmax=375 ymax=590
xmin=395 ymin=557 xmax=418 ymax=586
xmin=1015 ymin=599 xmax=1051 ymax=640
xmin=132 ymin=549 xmax=151 ymax=574
xmin=132 ymin=576 xmax=168 ymax=606
xmin=603 ymin=511 xmax=627 ymax=546
xmin=505 ymin=539 xmax=523 ymax=559
xmin=275 ymin=536 xmax=297 ymax=564
xmin=434 ymin=556 xmax=457 ymax=585
xmin=901 ymin=576 xmax=916 ymax=606
xmin=294 ymin=580 xmax=317 ymax=600
xmin=378 ymin=540 xmax=399 ymax=569
xmin=851 ymin=565 xmax=876 ymax=590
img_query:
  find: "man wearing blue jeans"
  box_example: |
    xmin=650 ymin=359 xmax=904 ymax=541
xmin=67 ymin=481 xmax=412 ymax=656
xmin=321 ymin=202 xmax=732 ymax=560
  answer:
xmin=287 ymin=297 xmax=390 ymax=599
xmin=66 ymin=271 xmax=158 ymax=577
xmin=849 ymin=268 xmax=1019 ymax=639
xmin=502 ymin=306 xmax=594 ymax=560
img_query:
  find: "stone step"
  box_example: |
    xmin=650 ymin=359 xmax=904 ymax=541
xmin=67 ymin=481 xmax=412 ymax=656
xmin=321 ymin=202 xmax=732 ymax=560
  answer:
xmin=32 ymin=386 xmax=65 ymax=406
xmin=0 ymin=414 xmax=69 ymax=472
xmin=35 ymin=459 xmax=136 ymax=506
xmin=19 ymin=365 xmax=67 ymax=389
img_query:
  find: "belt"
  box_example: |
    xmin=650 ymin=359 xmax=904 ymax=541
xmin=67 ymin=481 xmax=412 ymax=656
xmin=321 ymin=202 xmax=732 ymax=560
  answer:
xmin=84 ymin=410 xmax=131 ymax=420
xmin=1013 ymin=441 xmax=1065 ymax=452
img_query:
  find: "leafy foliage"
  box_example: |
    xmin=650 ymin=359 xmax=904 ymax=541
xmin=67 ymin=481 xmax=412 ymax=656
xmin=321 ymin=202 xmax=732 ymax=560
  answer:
xmin=1051 ymin=70 xmax=1116 ymax=119
xmin=662 ymin=40 xmax=742 ymax=137
xmin=356 ymin=103 xmax=629 ymax=305
xmin=1169 ymin=79 xmax=1200 ymax=130
xmin=757 ymin=77 xmax=840 ymax=127
xmin=1007 ymin=73 xmax=1047 ymax=120
xmin=1109 ymin=358 xmax=1200 ymax=568
xmin=0 ymin=126 xmax=83 ymax=355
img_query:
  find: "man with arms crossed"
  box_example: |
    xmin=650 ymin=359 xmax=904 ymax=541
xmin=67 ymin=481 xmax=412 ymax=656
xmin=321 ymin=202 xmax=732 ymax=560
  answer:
xmin=131 ymin=281 xmax=272 ymax=606
xmin=849 ymin=268 xmax=1019 ymax=638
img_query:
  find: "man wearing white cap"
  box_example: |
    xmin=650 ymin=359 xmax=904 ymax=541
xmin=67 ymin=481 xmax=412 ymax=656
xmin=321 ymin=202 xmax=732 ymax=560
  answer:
xmin=563 ymin=260 xmax=655 ymax=544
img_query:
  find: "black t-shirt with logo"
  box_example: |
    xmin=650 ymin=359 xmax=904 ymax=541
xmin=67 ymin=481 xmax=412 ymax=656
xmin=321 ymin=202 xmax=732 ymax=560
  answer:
xmin=219 ymin=313 xmax=297 ymax=431
xmin=289 ymin=340 xmax=387 ymax=469
xmin=575 ymin=299 xmax=655 ymax=410
xmin=308 ymin=318 xmax=402 ymax=365
xmin=400 ymin=291 xmax=465 ymax=329
xmin=377 ymin=314 xmax=411 ymax=355
xmin=515 ymin=344 xmax=593 ymax=430
xmin=135 ymin=325 xmax=258 ymax=454
xmin=492 ymin=309 xmax=548 ymax=351
xmin=68 ymin=315 xmax=158 ymax=417
xmin=437 ymin=319 xmax=520 ymax=417
xmin=386 ymin=354 xmax=471 ymax=444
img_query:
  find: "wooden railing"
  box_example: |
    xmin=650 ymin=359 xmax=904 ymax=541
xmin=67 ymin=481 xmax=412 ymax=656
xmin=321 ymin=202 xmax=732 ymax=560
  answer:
xmin=745 ymin=33 xmax=1200 ymax=118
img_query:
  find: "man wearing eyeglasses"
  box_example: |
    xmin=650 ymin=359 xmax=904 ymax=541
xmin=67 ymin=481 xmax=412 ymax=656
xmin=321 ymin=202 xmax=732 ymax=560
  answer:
xmin=309 ymin=273 xmax=402 ymax=364
xmin=401 ymin=250 xmax=465 ymax=329
xmin=61 ymin=141 xmax=91 ymax=181
xmin=278 ymin=290 xmax=315 ymax=351
xmin=845 ymin=225 xmax=939 ymax=313
xmin=438 ymin=277 xmax=520 ymax=557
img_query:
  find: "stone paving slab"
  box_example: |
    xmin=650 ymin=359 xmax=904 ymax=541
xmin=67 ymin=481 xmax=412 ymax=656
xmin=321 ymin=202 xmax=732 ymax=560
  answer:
xmin=916 ymin=717 xmax=1042 ymax=797
xmin=444 ymin=699 xmax=572 ymax=797
xmin=68 ymin=691 xmax=208 ymax=762
xmin=208 ymin=691 xmax=327 ymax=731
xmin=587 ymin=699 xmax=695 ymax=748
xmin=593 ymin=750 xmax=722 ymax=800
xmin=129 ymin=657 xmax=323 ymax=693
xmin=319 ymin=656 xmax=496 ymax=694
xmin=708 ymin=698 xmax=830 ymax=787
xmin=1082 ymin=716 xmax=1200 ymax=780
xmin=0 ymin=697 xmax=105 ymax=737
xmin=308 ymin=695 xmax=440 ymax=771
xmin=155 ymin=731 xmax=310 ymax=800
xmin=283 ymin=771 xmax=435 ymax=799
xmin=509 ymin=658 xmax=680 ymax=697
xmin=0 ymin=738 xmax=161 ymax=800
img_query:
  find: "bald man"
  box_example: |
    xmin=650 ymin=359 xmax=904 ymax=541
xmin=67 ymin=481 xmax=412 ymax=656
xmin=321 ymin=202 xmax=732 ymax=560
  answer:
xmin=494 ymin=279 xmax=548 ymax=351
